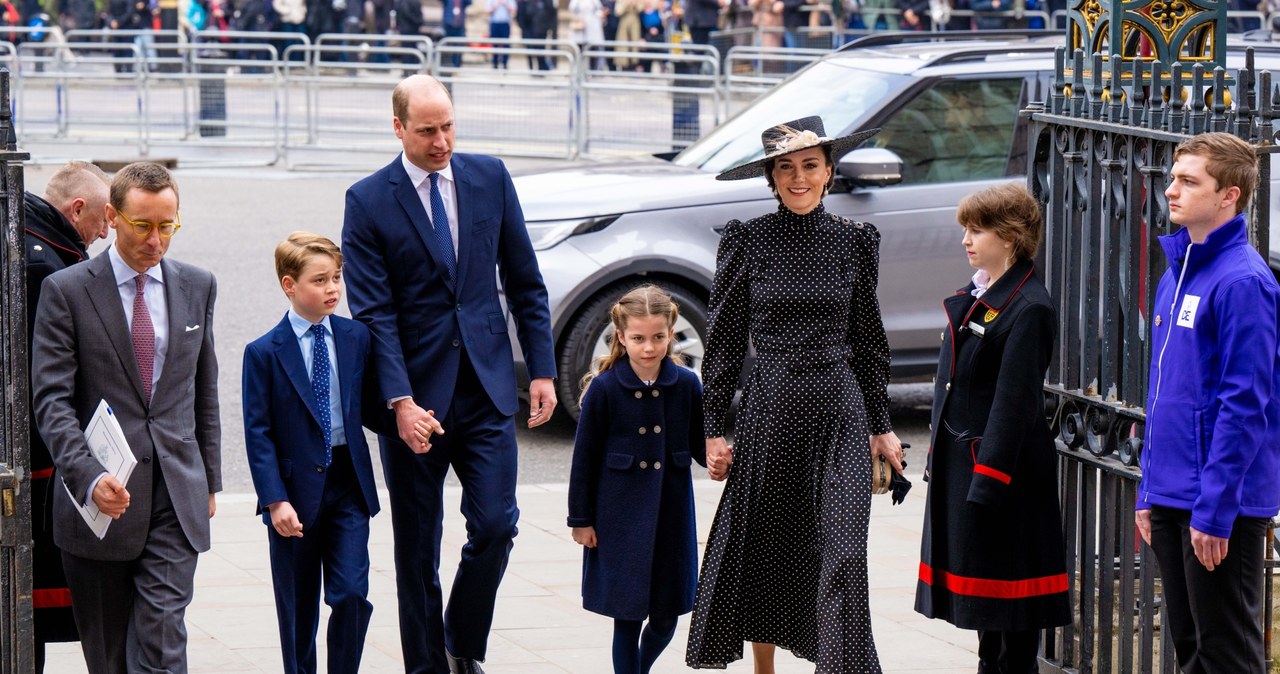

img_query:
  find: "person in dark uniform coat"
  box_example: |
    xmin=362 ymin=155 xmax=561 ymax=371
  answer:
xmin=22 ymin=160 xmax=111 ymax=672
xmin=915 ymin=182 xmax=1070 ymax=674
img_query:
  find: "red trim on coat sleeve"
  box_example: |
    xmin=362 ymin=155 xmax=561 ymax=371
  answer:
xmin=33 ymin=588 xmax=72 ymax=609
xmin=31 ymin=467 xmax=53 ymax=480
xmin=973 ymin=463 xmax=1012 ymax=485
xmin=918 ymin=562 xmax=1068 ymax=599
xmin=969 ymin=438 xmax=1011 ymax=484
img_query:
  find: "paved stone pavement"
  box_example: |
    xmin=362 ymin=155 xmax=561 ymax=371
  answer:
xmin=45 ymin=472 xmax=979 ymax=674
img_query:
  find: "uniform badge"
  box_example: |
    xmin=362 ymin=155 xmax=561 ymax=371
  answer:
xmin=1176 ymin=294 xmax=1200 ymax=328
xmin=32 ymin=244 xmax=42 ymax=252
xmin=1155 ymin=315 xmax=1162 ymax=327
xmin=984 ymin=309 xmax=999 ymax=323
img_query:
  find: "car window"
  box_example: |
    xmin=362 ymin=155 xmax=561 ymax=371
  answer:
xmin=674 ymin=61 xmax=910 ymax=174
xmin=871 ymin=77 xmax=1025 ymax=184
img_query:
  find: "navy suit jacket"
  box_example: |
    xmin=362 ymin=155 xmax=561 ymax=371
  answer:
xmin=342 ymin=152 xmax=556 ymax=421
xmin=242 ymin=313 xmax=380 ymax=529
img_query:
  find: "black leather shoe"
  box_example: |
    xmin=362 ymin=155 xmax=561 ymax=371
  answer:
xmin=446 ymin=652 xmax=486 ymax=674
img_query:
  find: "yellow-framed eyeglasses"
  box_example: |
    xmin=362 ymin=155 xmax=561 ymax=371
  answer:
xmin=117 ymin=211 xmax=181 ymax=238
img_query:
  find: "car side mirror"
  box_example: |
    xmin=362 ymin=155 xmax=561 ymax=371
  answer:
xmin=835 ymin=148 xmax=904 ymax=188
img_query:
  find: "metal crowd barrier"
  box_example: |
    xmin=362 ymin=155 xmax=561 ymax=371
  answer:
xmin=281 ymin=44 xmax=428 ymax=169
xmin=0 ymin=28 xmax=1080 ymax=163
xmin=722 ymin=44 xmax=828 ymax=116
xmin=434 ymin=37 xmax=579 ymax=159
xmin=577 ymin=41 xmax=720 ymax=155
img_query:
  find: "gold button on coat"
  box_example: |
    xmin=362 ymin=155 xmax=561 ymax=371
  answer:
xmin=654 ymin=425 xmax=662 ymax=434
xmin=652 ymin=390 xmax=660 ymax=397
xmin=639 ymin=461 xmax=649 ymax=469
xmin=639 ymin=427 xmax=647 ymax=435
xmin=945 ymin=382 xmax=951 ymax=391
xmin=634 ymin=391 xmax=643 ymax=399
xmin=654 ymin=461 xmax=662 ymax=469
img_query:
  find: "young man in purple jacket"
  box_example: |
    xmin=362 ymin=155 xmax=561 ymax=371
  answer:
xmin=1136 ymin=132 xmax=1280 ymax=674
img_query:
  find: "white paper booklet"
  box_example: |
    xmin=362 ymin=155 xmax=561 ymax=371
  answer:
xmin=62 ymin=399 xmax=138 ymax=540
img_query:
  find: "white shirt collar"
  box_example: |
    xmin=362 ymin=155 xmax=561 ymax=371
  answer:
xmin=970 ymin=268 xmax=991 ymax=299
xmin=107 ymin=245 xmax=164 ymax=287
xmin=287 ymin=309 xmax=333 ymax=339
xmin=401 ymin=153 xmax=455 ymax=190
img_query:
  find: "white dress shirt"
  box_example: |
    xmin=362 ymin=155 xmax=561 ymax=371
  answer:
xmin=287 ymin=310 xmax=346 ymax=447
xmin=402 ymin=153 xmax=459 ymax=254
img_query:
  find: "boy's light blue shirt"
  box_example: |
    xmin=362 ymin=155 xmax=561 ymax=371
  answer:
xmin=288 ymin=309 xmax=346 ymax=447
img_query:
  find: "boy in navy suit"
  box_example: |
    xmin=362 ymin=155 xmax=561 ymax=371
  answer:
xmin=242 ymin=231 xmax=382 ymax=674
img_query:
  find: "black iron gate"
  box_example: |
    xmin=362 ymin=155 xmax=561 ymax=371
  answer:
xmin=0 ymin=68 xmax=32 ymax=674
xmin=1029 ymin=3 xmax=1278 ymax=671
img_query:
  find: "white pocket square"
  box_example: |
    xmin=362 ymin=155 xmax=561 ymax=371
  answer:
xmin=185 ymin=325 xmax=200 ymax=332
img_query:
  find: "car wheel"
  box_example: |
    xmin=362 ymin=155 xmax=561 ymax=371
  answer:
xmin=556 ymin=282 xmax=708 ymax=421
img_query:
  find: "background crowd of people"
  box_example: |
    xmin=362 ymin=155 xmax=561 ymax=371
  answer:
xmin=0 ymin=0 xmax=1268 ymax=62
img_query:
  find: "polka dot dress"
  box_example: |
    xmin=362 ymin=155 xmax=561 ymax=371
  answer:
xmin=686 ymin=204 xmax=892 ymax=673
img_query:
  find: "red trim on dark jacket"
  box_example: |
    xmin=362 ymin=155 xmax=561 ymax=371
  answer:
xmin=31 ymin=467 xmax=53 ymax=480
xmin=33 ymin=588 xmax=72 ymax=609
xmin=968 ymin=438 xmax=1011 ymax=484
xmin=25 ymin=228 xmax=85 ymax=263
xmin=918 ymin=562 xmax=1068 ymax=599
xmin=974 ymin=463 xmax=1012 ymax=484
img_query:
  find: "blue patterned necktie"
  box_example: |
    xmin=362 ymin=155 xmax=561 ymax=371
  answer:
xmin=310 ymin=323 xmax=332 ymax=467
xmin=429 ymin=172 xmax=457 ymax=282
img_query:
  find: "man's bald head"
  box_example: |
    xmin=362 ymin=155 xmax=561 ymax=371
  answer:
xmin=43 ymin=161 xmax=111 ymax=248
xmin=392 ymin=75 xmax=451 ymax=126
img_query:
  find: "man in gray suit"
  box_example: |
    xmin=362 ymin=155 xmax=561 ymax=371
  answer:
xmin=32 ymin=161 xmax=221 ymax=674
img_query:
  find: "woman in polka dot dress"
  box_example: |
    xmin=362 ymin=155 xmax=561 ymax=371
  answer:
xmin=686 ymin=116 xmax=905 ymax=673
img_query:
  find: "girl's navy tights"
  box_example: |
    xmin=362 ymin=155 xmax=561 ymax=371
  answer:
xmin=612 ymin=616 xmax=677 ymax=674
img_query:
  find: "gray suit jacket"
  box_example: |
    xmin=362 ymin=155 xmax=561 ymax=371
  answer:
xmin=32 ymin=252 xmax=222 ymax=561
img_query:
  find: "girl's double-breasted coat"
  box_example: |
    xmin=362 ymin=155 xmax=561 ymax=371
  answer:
xmin=914 ymin=258 xmax=1071 ymax=631
xmin=568 ymin=356 xmax=707 ymax=620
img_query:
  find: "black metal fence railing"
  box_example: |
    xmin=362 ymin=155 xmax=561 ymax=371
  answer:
xmin=1027 ymin=46 xmax=1278 ymax=673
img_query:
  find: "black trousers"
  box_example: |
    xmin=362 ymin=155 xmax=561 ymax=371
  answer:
xmin=1148 ymin=505 xmax=1268 ymax=674
xmin=977 ymin=629 xmax=1039 ymax=674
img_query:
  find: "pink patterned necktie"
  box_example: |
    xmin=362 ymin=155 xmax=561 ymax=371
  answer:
xmin=132 ymin=274 xmax=155 ymax=403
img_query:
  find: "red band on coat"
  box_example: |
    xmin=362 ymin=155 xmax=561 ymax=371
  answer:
xmin=33 ymin=588 xmax=72 ymax=609
xmin=918 ymin=562 xmax=1067 ymax=599
xmin=31 ymin=467 xmax=53 ymax=480
xmin=973 ymin=463 xmax=1012 ymax=484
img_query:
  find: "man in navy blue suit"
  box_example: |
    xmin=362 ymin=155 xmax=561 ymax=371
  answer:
xmin=341 ymin=74 xmax=558 ymax=674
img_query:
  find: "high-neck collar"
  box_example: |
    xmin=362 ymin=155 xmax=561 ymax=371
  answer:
xmin=1159 ymin=212 xmax=1249 ymax=271
xmin=778 ymin=202 xmax=826 ymax=223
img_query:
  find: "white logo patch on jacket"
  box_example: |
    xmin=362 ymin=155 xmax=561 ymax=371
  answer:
xmin=1177 ymin=294 xmax=1201 ymax=328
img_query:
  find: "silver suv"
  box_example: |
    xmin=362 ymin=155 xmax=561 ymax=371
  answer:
xmin=508 ymin=32 xmax=1276 ymax=419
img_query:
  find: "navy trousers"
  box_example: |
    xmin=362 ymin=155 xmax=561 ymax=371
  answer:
xmin=268 ymin=444 xmax=373 ymax=674
xmin=1149 ymin=505 xmax=1268 ymax=674
xmin=381 ymin=352 xmax=519 ymax=673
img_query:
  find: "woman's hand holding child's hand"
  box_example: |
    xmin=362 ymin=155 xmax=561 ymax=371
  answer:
xmin=573 ymin=526 xmax=598 ymax=548
xmin=706 ymin=437 xmax=733 ymax=481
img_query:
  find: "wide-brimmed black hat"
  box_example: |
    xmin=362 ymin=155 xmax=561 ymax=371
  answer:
xmin=715 ymin=116 xmax=880 ymax=181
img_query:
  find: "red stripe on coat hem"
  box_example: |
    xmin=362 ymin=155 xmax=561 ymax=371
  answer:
xmin=919 ymin=562 xmax=1067 ymax=599
xmin=33 ymin=588 xmax=72 ymax=609
xmin=31 ymin=467 xmax=53 ymax=480
xmin=973 ymin=463 xmax=1012 ymax=484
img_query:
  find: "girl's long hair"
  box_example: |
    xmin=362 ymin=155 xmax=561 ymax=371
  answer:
xmin=578 ymin=284 xmax=683 ymax=403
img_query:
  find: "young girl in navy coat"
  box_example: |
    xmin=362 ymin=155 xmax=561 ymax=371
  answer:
xmin=567 ymin=284 xmax=707 ymax=674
